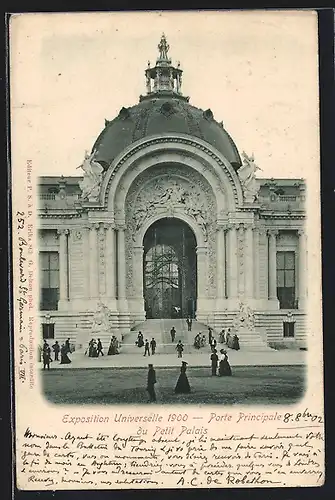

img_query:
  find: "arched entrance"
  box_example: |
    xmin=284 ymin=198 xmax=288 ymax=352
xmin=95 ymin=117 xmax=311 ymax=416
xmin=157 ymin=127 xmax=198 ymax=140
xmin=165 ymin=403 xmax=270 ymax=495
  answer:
xmin=143 ymin=218 xmax=197 ymax=319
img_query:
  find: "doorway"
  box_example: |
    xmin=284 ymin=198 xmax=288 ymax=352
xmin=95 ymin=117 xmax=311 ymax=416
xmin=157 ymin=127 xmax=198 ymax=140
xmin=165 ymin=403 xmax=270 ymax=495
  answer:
xmin=143 ymin=218 xmax=197 ymax=319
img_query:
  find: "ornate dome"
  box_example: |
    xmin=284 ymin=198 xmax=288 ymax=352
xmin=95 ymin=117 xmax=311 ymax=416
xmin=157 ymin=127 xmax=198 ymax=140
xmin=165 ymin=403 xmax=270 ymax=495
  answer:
xmin=92 ymin=35 xmax=242 ymax=171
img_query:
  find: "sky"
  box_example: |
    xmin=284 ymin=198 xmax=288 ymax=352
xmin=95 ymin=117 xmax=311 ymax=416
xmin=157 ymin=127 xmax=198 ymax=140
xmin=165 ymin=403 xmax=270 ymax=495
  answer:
xmin=10 ymin=10 xmax=320 ymax=179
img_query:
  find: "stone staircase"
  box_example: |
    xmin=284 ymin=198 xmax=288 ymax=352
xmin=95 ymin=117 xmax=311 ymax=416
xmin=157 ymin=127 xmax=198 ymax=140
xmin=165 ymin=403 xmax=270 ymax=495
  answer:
xmin=121 ymin=319 xmax=210 ymax=354
xmin=43 ymin=314 xmax=274 ymax=356
xmin=121 ymin=319 xmax=272 ymax=353
xmin=232 ymin=328 xmax=273 ymax=352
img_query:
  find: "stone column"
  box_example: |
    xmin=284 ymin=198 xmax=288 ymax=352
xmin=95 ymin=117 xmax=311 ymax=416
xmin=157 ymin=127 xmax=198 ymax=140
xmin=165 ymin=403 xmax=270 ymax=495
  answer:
xmin=268 ymin=229 xmax=278 ymax=300
xmin=57 ymin=229 xmax=69 ymax=304
xmin=216 ymin=227 xmax=226 ymax=299
xmin=105 ymin=224 xmax=116 ymax=301
xmin=84 ymin=227 xmax=90 ymax=299
xmin=228 ymin=225 xmax=238 ymax=299
xmin=253 ymin=228 xmax=260 ymax=299
xmin=98 ymin=224 xmax=106 ymax=297
xmin=244 ymin=225 xmax=254 ymax=298
xmin=117 ymin=226 xmax=127 ymax=308
xmin=237 ymin=224 xmax=245 ymax=298
xmin=196 ymin=246 xmax=207 ymax=299
xmin=133 ymin=246 xmax=144 ymax=299
xmin=298 ymin=229 xmax=307 ymax=308
xmin=89 ymin=224 xmax=99 ymax=299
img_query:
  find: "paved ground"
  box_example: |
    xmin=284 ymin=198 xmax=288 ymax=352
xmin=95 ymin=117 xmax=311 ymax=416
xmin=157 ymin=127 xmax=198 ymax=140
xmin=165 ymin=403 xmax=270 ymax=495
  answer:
xmin=40 ymin=347 xmax=306 ymax=369
xmin=42 ymin=365 xmax=305 ymax=406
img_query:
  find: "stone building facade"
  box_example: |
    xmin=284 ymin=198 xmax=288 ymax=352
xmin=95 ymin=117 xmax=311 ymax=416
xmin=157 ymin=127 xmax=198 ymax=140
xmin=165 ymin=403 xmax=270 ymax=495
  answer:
xmin=38 ymin=36 xmax=306 ymax=348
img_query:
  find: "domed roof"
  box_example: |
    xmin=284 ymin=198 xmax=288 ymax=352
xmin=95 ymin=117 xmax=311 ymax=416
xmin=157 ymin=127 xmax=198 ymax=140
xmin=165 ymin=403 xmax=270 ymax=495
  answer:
xmin=92 ymin=34 xmax=242 ymax=171
xmin=93 ymin=95 xmax=242 ymax=171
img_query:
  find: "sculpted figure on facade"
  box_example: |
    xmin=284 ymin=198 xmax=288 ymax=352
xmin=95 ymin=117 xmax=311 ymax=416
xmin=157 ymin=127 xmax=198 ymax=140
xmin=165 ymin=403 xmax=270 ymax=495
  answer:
xmin=91 ymin=301 xmax=112 ymax=335
xmin=77 ymin=150 xmax=104 ymax=201
xmin=233 ymin=301 xmax=256 ymax=332
xmin=132 ymin=179 xmax=208 ymax=240
xmin=238 ymin=151 xmax=262 ymax=203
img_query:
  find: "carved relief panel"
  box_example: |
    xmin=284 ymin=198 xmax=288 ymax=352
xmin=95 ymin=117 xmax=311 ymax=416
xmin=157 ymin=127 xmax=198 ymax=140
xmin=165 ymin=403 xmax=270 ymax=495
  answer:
xmin=69 ymin=229 xmax=85 ymax=298
xmin=124 ymin=165 xmax=218 ymax=298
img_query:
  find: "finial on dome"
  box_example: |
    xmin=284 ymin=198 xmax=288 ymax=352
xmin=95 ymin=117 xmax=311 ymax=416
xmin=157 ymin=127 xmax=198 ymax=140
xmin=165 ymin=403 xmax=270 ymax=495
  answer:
xmin=142 ymin=35 xmax=186 ymax=99
xmin=158 ymin=33 xmax=170 ymax=61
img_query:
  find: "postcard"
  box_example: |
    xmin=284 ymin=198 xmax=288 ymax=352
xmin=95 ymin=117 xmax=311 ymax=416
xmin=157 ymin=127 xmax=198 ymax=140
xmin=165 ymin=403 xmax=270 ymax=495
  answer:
xmin=10 ymin=9 xmax=324 ymax=490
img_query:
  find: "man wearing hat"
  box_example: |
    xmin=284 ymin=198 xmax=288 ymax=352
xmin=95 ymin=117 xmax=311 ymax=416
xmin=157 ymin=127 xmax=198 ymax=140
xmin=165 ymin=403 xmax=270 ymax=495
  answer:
xmin=146 ymin=364 xmax=157 ymax=402
xmin=210 ymin=349 xmax=219 ymax=376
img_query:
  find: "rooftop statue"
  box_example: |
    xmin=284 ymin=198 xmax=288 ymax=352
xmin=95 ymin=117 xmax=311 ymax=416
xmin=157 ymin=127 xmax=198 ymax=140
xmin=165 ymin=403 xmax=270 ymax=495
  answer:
xmin=77 ymin=150 xmax=104 ymax=201
xmin=158 ymin=33 xmax=170 ymax=60
xmin=238 ymin=151 xmax=262 ymax=203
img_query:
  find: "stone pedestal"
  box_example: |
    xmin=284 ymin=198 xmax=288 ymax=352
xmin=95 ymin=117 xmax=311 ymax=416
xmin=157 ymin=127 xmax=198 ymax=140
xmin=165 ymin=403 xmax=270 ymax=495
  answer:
xmin=75 ymin=330 xmax=91 ymax=354
xmin=232 ymin=328 xmax=272 ymax=351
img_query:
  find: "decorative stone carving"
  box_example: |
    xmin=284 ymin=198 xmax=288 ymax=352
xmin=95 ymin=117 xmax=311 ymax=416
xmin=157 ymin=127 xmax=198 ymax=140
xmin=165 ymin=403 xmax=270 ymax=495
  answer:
xmin=73 ymin=230 xmax=82 ymax=241
xmin=233 ymin=301 xmax=256 ymax=332
xmin=237 ymin=224 xmax=245 ymax=295
xmin=77 ymin=150 xmax=104 ymax=201
xmin=103 ymin=137 xmax=239 ymax=207
xmin=238 ymin=151 xmax=262 ymax=203
xmin=90 ymin=301 xmax=112 ymax=336
xmin=124 ymin=165 xmax=217 ymax=297
xmin=98 ymin=225 xmax=106 ymax=296
xmin=131 ymin=180 xmax=209 ymax=241
xmin=286 ymin=311 xmax=296 ymax=323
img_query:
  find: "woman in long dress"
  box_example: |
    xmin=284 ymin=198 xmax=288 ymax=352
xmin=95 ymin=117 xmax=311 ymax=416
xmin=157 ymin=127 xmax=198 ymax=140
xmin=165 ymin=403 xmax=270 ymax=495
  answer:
xmin=175 ymin=361 xmax=191 ymax=394
xmin=232 ymin=334 xmax=240 ymax=351
xmin=218 ymin=349 xmax=232 ymax=376
xmin=60 ymin=344 xmax=72 ymax=364
xmin=137 ymin=332 xmax=144 ymax=348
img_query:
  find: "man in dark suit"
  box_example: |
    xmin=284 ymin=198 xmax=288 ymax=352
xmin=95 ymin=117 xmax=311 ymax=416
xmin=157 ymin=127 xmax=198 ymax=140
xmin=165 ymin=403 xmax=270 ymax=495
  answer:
xmin=43 ymin=345 xmax=52 ymax=370
xmin=150 ymin=338 xmax=157 ymax=355
xmin=52 ymin=341 xmax=60 ymax=361
xmin=147 ymin=364 xmax=157 ymax=402
xmin=144 ymin=339 xmax=150 ymax=356
xmin=65 ymin=338 xmax=71 ymax=354
xmin=97 ymin=338 xmax=104 ymax=356
xmin=210 ymin=349 xmax=219 ymax=376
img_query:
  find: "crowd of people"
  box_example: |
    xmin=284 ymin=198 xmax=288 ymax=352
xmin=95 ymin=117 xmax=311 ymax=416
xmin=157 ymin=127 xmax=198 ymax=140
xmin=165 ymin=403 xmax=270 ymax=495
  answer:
xmin=219 ymin=328 xmax=240 ymax=350
xmin=192 ymin=326 xmax=240 ymax=352
xmin=135 ymin=332 xmax=157 ymax=356
xmin=85 ymin=336 xmax=120 ymax=357
xmin=135 ymin=323 xmax=241 ymax=362
xmin=41 ymin=338 xmax=72 ymax=369
xmin=40 ymin=321 xmax=241 ymax=373
xmin=193 ymin=333 xmax=207 ymax=349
